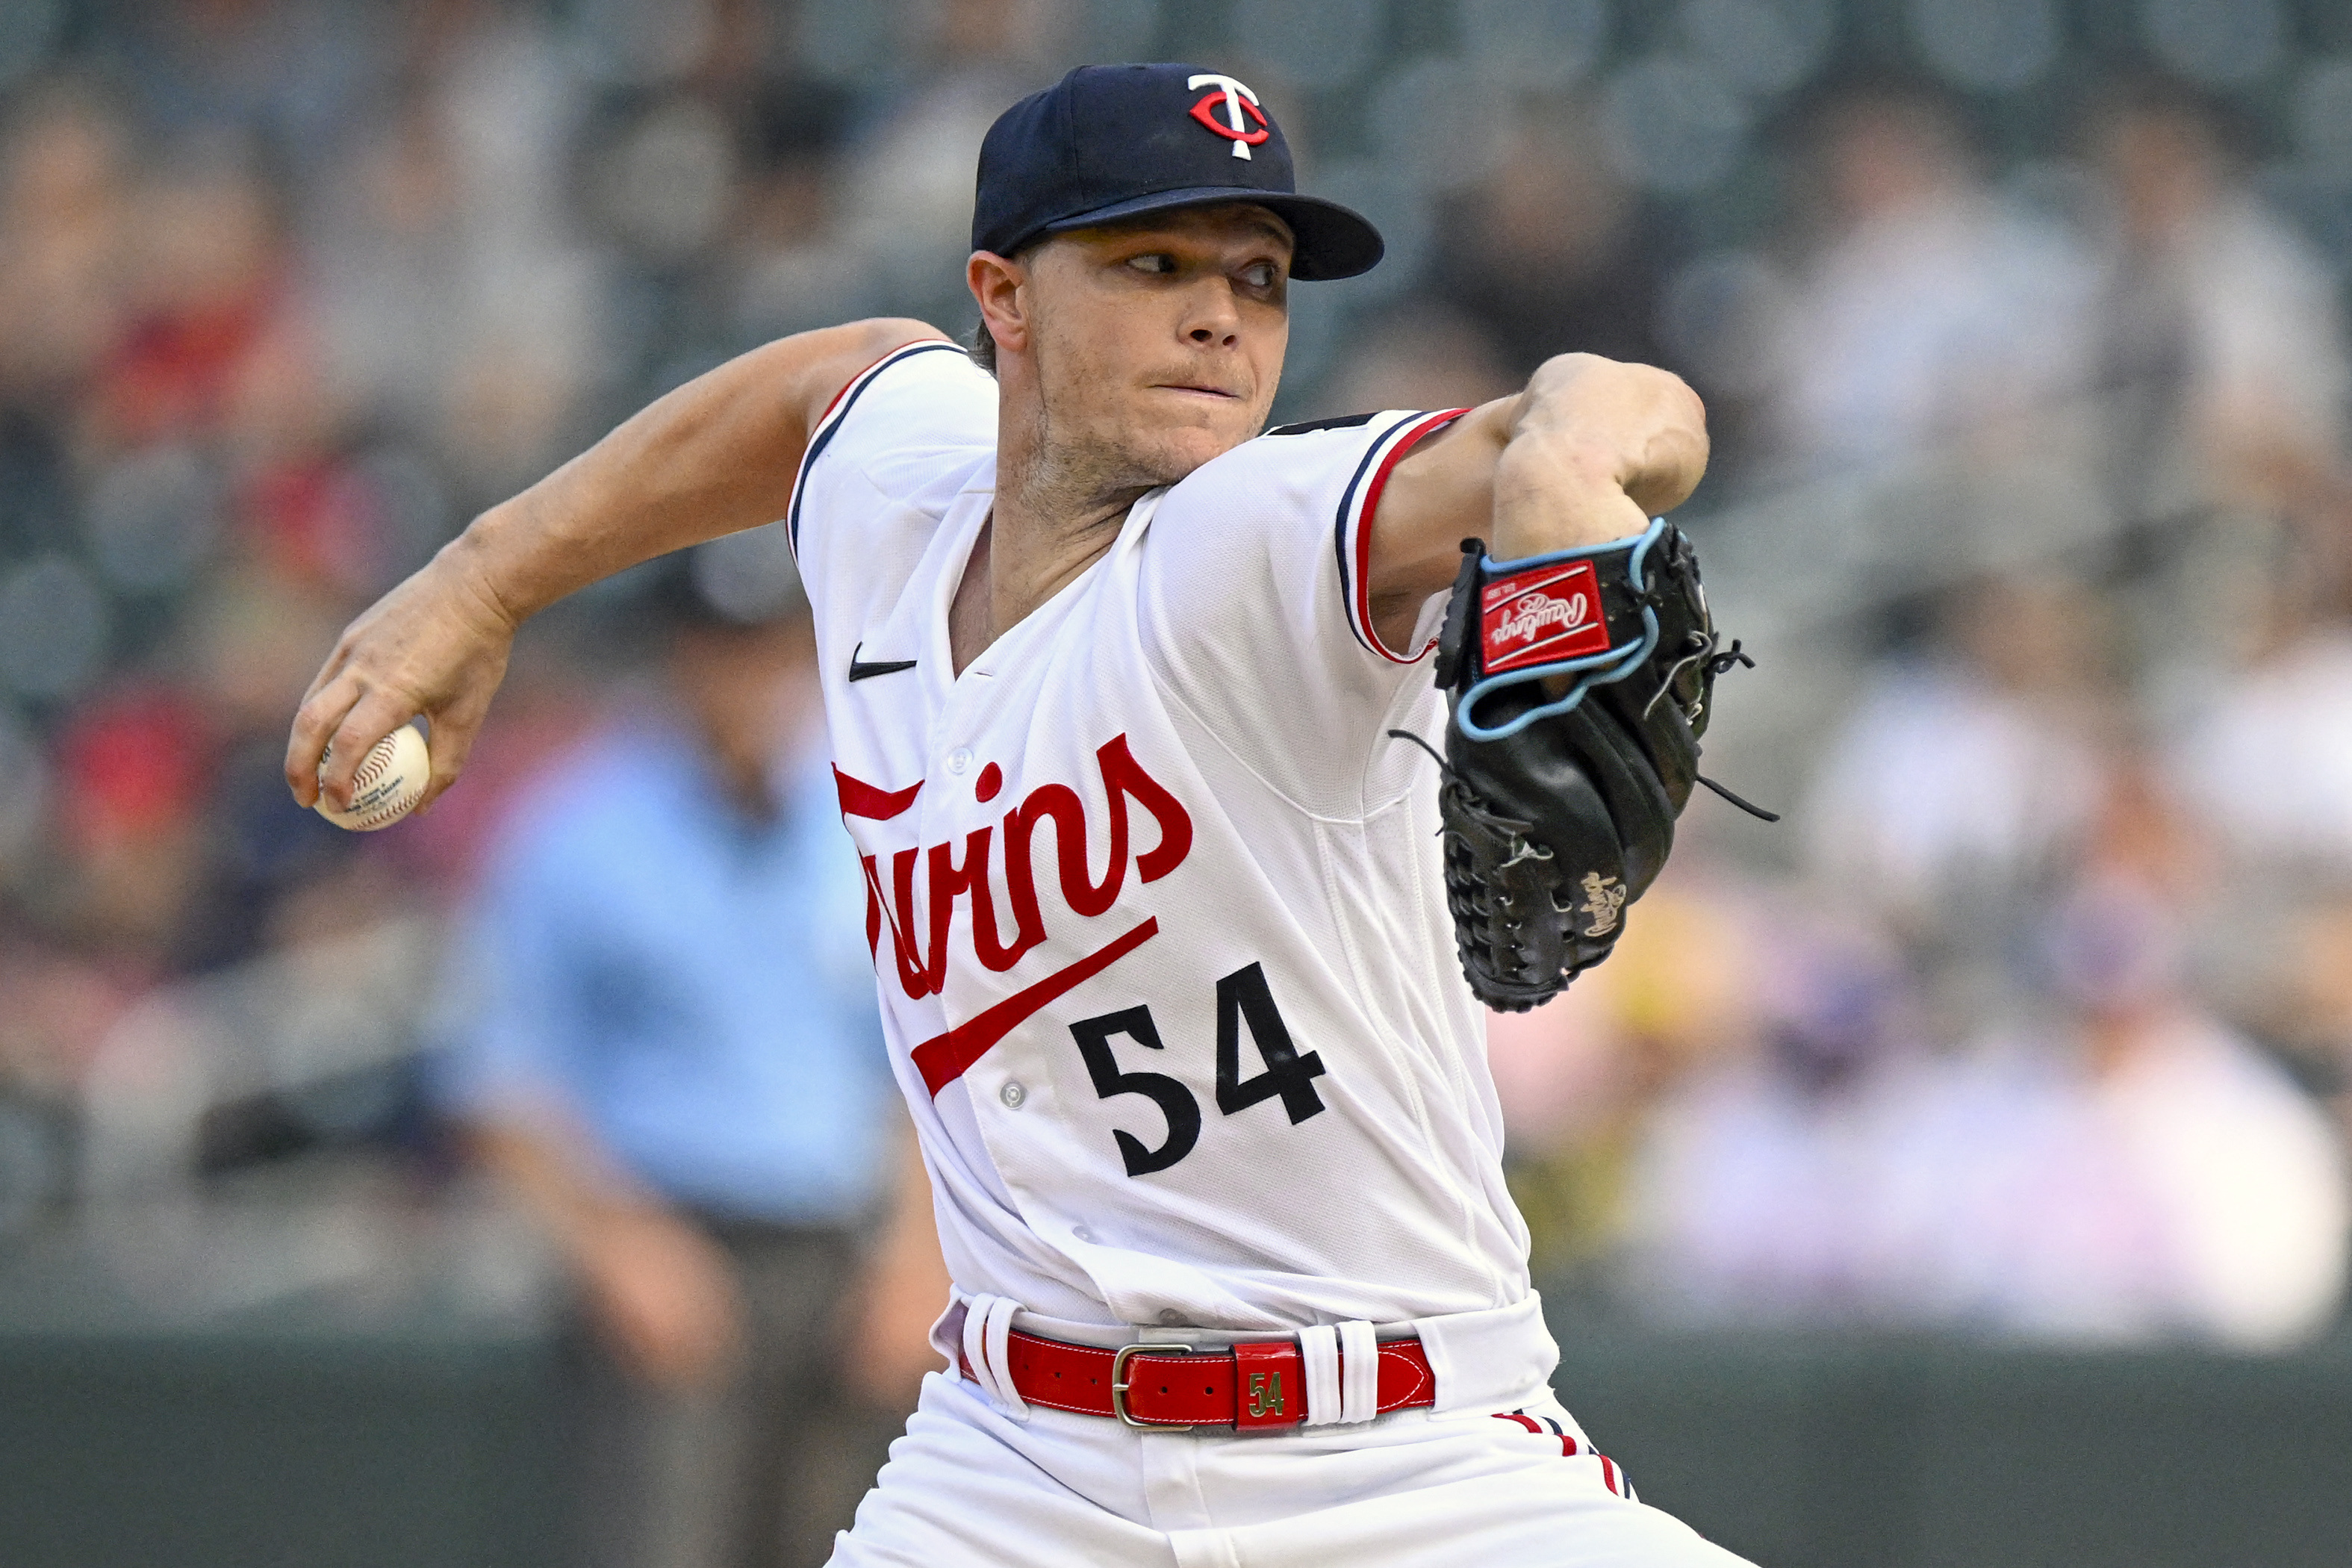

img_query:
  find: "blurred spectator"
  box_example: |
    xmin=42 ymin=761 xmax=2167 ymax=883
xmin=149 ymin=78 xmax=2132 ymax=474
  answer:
xmin=2234 ymin=886 xmax=2352 ymax=1149
xmin=303 ymin=86 xmax=482 ymax=449
xmin=1319 ymin=304 xmax=1518 ymax=417
xmin=170 ymin=561 xmax=371 ymax=971
xmin=93 ymin=0 xmax=380 ymax=159
xmin=1802 ymin=575 xmax=2112 ymax=1021
xmin=1620 ymin=912 xmax=1935 ymax=1327
xmin=2085 ymin=75 xmax=2352 ymax=559
xmin=1628 ymin=767 xmax=2349 ymax=1347
xmin=1490 ymin=871 xmax=1759 ymax=1291
xmin=721 ymin=78 xmax=867 ymax=345
xmin=0 ymin=81 xmax=134 ymax=417
xmin=2167 ymin=570 xmax=2352 ymax=877
xmin=308 ymin=6 xmax=605 ymax=507
xmin=833 ymin=0 xmax=1058 ymax=322
xmin=87 ymin=143 xmax=302 ymax=454
xmin=0 ymin=914 xmax=141 ymax=1104
xmin=1743 ymin=76 xmax=2093 ymax=479
xmin=1917 ymin=769 xmax=2347 ymax=1347
xmin=430 ymin=549 xmax=933 ymax=1568
xmin=42 ymin=679 xmax=214 ymax=967
xmin=1426 ymin=99 xmax=1685 ymax=382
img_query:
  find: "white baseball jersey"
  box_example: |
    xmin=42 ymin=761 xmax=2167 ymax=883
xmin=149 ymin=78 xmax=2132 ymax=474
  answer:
xmin=791 ymin=340 xmax=1530 ymax=1332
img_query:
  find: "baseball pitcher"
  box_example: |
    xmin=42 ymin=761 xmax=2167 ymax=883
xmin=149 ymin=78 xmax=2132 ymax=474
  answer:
xmin=288 ymin=63 xmax=1759 ymax=1568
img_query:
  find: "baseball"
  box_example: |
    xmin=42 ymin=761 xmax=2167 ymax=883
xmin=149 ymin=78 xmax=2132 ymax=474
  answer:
xmin=316 ymin=724 xmax=430 ymax=832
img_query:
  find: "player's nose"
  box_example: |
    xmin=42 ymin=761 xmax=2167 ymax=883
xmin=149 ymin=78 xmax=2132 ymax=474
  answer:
xmin=1180 ymin=279 xmax=1244 ymax=346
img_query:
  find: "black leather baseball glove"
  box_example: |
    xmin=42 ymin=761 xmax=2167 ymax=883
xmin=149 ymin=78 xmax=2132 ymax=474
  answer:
xmin=1399 ymin=521 xmax=1771 ymax=1012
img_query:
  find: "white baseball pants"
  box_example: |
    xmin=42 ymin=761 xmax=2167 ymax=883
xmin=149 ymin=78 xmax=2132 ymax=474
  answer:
xmin=825 ymin=1367 xmax=1755 ymax=1567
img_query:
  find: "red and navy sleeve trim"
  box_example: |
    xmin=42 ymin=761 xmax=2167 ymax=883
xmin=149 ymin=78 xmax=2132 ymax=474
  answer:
xmin=1330 ymin=408 xmax=1470 ymax=663
xmin=785 ymin=338 xmax=968 ymax=559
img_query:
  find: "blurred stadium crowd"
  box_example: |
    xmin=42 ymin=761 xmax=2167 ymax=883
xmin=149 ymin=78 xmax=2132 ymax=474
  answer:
xmin=4 ymin=0 xmax=2352 ymax=1428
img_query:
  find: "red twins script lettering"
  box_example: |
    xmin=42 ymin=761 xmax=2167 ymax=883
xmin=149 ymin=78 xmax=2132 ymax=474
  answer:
xmin=1480 ymin=559 xmax=1614 ymax=675
xmin=836 ymin=733 xmax=1193 ymax=1002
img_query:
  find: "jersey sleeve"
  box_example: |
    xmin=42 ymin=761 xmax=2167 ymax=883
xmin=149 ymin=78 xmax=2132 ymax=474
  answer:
xmin=788 ymin=339 xmax=998 ymax=635
xmin=1137 ymin=408 xmax=1466 ymax=819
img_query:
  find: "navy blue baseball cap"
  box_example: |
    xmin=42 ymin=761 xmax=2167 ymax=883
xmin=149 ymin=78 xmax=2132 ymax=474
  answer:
xmin=971 ymin=63 xmax=1384 ymax=281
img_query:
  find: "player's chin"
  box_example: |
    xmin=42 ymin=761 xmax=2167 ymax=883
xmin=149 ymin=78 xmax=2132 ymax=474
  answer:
xmin=1140 ymin=392 xmax=1258 ymax=461
xmin=1139 ymin=426 xmax=1249 ymax=486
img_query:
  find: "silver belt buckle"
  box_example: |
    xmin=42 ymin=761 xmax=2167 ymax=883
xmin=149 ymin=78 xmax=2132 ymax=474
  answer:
xmin=1110 ymin=1343 xmax=1204 ymax=1429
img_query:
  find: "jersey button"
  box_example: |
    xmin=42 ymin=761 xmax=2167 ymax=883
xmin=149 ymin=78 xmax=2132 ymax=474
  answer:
xmin=1000 ymin=1080 xmax=1026 ymax=1108
xmin=948 ymin=747 xmax=973 ymax=775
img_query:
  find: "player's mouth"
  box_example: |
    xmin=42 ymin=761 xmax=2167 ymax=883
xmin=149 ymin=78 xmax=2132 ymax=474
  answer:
xmin=1153 ymin=382 xmax=1244 ymax=402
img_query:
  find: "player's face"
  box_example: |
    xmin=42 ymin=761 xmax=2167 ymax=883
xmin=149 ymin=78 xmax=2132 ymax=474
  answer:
xmin=1024 ymin=205 xmax=1292 ymax=487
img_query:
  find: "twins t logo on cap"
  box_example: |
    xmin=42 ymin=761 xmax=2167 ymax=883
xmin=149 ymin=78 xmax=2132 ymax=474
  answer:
xmin=1187 ymin=72 xmax=1269 ymax=160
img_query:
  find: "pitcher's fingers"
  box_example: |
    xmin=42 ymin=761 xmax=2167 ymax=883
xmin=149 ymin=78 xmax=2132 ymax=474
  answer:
xmin=285 ymin=672 xmax=364 ymax=807
xmin=293 ymin=635 xmax=354 ymax=712
xmin=414 ymin=699 xmax=488 ymax=812
xmin=317 ymin=690 xmax=419 ymax=811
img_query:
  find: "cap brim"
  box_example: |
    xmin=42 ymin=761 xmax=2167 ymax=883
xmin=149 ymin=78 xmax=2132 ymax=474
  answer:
xmin=1030 ymin=185 xmax=1384 ymax=281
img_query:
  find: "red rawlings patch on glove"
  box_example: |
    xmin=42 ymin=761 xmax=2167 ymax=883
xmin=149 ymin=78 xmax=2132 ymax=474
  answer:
xmin=1480 ymin=561 xmax=1612 ymax=674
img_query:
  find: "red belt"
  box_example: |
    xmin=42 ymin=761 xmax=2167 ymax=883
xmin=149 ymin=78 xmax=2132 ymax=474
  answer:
xmin=961 ymin=1328 xmax=1437 ymax=1430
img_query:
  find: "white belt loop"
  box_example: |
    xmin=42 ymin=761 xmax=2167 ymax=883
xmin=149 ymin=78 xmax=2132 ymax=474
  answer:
xmin=959 ymin=1292 xmax=1030 ymax=1421
xmin=1298 ymin=1324 xmax=1342 ymax=1426
xmin=983 ymin=1295 xmax=1028 ymax=1418
xmin=959 ymin=1295 xmax=993 ymax=1399
xmin=1338 ymin=1320 xmax=1379 ymax=1424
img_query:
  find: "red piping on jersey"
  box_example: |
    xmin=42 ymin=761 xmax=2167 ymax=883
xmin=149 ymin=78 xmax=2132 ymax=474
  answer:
xmin=834 ymin=765 xmax=922 ymax=821
xmin=911 ymin=917 xmax=1160 ymax=1095
xmin=1350 ymin=408 xmax=1469 ymax=664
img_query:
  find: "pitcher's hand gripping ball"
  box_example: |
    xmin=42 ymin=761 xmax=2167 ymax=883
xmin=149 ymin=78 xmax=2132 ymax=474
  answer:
xmin=315 ymin=724 xmax=430 ymax=832
xmin=1413 ymin=521 xmax=1770 ymax=1012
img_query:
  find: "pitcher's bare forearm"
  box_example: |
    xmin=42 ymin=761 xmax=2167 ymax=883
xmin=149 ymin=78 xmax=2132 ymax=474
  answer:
xmin=286 ymin=318 xmax=945 ymax=811
xmin=1365 ymin=354 xmax=1708 ymax=650
xmin=1490 ymin=354 xmax=1707 ymax=557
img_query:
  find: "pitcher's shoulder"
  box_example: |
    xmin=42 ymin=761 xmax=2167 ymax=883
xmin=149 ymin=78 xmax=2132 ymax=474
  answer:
xmin=1159 ymin=408 xmax=1466 ymax=556
xmin=790 ymin=340 xmax=995 ymax=553
xmin=1185 ymin=409 xmax=1449 ymax=491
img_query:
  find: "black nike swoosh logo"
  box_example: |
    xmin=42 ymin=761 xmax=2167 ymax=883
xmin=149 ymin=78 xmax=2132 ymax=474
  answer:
xmin=847 ymin=642 xmax=918 ymax=682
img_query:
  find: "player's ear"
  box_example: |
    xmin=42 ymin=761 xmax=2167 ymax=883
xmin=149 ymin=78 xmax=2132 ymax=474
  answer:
xmin=968 ymin=249 xmax=1031 ymax=362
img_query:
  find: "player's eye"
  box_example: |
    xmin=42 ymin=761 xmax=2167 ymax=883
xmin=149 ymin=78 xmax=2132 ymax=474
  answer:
xmin=1240 ymin=261 xmax=1280 ymax=289
xmin=1127 ymin=252 xmax=1176 ymax=275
